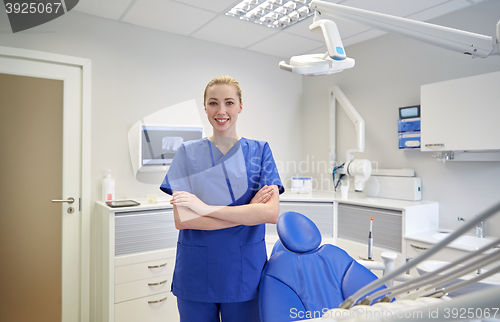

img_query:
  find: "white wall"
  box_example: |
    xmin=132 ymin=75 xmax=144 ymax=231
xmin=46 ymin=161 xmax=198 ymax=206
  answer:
xmin=303 ymin=0 xmax=500 ymax=236
xmin=0 ymin=10 xmax=303 ymax=209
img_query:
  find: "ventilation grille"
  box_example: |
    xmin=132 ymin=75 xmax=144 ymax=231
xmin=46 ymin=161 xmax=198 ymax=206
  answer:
xmin=115 ymin=209 xmax=177 ymax=256
xmin=338 ymin=204 xmax=402 ymax=252
xmin=266 ymin=202 xmax=334 ymax=237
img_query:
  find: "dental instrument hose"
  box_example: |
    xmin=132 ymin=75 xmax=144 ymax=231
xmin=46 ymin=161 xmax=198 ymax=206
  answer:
xmin=333 ymin=163 xmax=345 ymax=191
xmin=365 ymin=236 xmax=500 ymax=303
xmin=398 ymin=248 xmax=500 ymax=301
xmin=338 ymin=200 xmax=500 ymax=309
xmin=430 ymin=260 xmax=500 ymax=298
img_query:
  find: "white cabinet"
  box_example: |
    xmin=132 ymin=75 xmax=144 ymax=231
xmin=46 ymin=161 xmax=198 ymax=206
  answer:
xmin=421 ymin=71 xmax=500 ymax=152
xmin=93 ymin=202 xmax=179 ymax=322
xmin=272 ymin=193 xmax=439 ymax=271
xmin=404 ymin=239 xmax=471 ymax=277
xmin=334 ymin=199 xmax=438 ymax=269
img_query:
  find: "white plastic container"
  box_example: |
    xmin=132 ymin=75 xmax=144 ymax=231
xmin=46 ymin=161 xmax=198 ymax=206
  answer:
xmin=102 ymin=170 xmax=115 ymax=201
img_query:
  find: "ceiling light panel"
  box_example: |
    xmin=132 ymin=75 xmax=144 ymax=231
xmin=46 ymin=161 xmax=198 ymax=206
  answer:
xmin=226 ymin=0 xmax=314 ymax=30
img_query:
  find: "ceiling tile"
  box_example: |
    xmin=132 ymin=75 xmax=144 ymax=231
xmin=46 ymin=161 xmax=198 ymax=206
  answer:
xmin=341 ymin=0 xmax=451 ymax=18
xmin=173 ymin=0 xmax=239 ymax=13
xmin=73 ymin=0 xmax=134 ymax=20
xmin=122 ymin=0 xmax=217 ymax=36
xmin=342 ymin=29 xmax=386 ymax=47
xmin=73 ymin=0 xmax=485 ymax=59
xmin=333 ymin=19 xmax=372 ymax=39
xmin=191 ymin=15 xmax=279 ymax=48
xmin=407 ymin=0 xmax=471 ymax=22
xmin=283 ymin=16 xmax=323 ymax=41
xmin=247 ymin=32 xmax=324 ymax=58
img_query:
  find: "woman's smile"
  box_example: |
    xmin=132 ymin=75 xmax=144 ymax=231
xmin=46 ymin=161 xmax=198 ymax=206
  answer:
xmin=215 ymin=117 xmax=229 ymax=125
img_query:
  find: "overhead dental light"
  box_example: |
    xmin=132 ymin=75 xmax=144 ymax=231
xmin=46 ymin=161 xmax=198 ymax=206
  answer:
xmin=279 ymin=1 xmax=500 ymax=191
xmin=280 ymin=0 xmax=500 ymax=76
xmin=226 ymin=0 xmax=314 ymax=29
xmin=279 ymin=18 xmax=355 ymax=76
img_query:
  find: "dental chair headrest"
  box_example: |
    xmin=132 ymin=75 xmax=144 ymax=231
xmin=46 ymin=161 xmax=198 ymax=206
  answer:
xmin=277 ymin=211 xmax=322 ymax=253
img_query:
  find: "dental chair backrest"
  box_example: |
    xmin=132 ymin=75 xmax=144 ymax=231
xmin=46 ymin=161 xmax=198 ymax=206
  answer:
xmin=259 ymin=211 xmax=386 ymax=322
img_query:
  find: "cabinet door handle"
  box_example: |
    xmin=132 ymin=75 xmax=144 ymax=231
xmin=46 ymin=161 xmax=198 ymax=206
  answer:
xmin=148 ymin=296 xmax=168 ymax=304
xmin=148 ymin=279 xmax=168 ymax=286
xmin=148 ymin=262 xmax=168 ymax=269
xmin=425 ymin=143 xmax=445 ymax=148
xmin=411 ymin=243 xmax=428 ymax=250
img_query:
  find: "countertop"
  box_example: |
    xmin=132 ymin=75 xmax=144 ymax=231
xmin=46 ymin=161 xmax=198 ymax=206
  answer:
xmin=280 ymin=190 xmax=437 ymax=211
xmin=97 ymin=190 xmax=437 ymax=212
xmin=406 ymin=229 xmax=498 ymax=252
xmin=96 ymin=198 xmax=173 ymax=212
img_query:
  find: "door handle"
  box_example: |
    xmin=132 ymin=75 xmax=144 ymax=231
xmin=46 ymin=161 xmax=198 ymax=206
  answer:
xmin=52 ymin=197 xmax=75 ymax=204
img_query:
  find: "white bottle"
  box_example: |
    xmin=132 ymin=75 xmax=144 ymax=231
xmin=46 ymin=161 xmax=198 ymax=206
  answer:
xmin=102 ymin=170 xmax=115 ymax=201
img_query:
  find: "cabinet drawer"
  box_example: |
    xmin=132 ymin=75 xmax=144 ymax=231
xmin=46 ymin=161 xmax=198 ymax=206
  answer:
xmin=338 ymin=204 xmax=402 ymax=252
xmin=406 ymin=240 xmax=470 ymax=261
xmin=115 ymin=291 xmax=178 ymax=322
xmin=115 ymin=257 xmax=175 ymax=284
xmin=115 ymin=275 xmax=171 ymax=303
xmin=405 ymin=240 xmax=487 ymax=276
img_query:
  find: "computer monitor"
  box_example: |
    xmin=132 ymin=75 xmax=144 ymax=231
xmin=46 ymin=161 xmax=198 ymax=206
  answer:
xmin=139 ymin=124 xmax=203 ymax=172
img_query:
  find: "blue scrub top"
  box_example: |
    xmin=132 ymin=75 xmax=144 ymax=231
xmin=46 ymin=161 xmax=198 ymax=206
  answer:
xmin=160 ymin=137 xmax=284 ymax=303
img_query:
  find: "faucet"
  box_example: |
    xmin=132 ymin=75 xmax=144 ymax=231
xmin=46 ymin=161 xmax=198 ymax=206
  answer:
xmin=457 ymin=216 xmax=485 ymax=238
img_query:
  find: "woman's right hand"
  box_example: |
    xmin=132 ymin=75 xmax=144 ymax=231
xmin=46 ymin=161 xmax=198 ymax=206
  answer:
xmin=250 ymin=185 xmax=274 ymax=204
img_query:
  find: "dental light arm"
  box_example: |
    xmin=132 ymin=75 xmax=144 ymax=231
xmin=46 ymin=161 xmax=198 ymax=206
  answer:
xmin=332 ymin=86 xmax=364 ymax=162
xmin=279 ymin=1 xmax=499 ymax=76
xmin=332 ymin=85 xmax=371 ymax=192
xmin=279 ymin=19 xmax=355 ymax=76
xmin=309 ymin=0 xmax=500 ymax=58
xmin=309 ymin=19 xmax=346 ymax=60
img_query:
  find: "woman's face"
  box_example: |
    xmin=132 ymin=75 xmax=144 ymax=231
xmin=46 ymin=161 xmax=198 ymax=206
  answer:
xmin=205 ymin=84 xmax=242 ymax=137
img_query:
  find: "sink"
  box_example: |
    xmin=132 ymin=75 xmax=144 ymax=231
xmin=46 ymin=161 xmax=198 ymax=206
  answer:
xmin=431 ymin=232 xmax=497 ymax=251
xmin=416 ymin=260 xmax=500 ymax=297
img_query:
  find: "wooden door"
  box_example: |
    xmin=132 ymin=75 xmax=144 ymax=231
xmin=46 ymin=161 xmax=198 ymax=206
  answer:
xmin=0 ymin=54 xmax=83 ymax=322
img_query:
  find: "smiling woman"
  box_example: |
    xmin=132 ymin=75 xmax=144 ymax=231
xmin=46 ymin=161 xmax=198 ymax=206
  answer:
xmin=159 ymin=75 xmax=285 ymax=322
xmin=205 ymin=85 xmax=242 ymax=144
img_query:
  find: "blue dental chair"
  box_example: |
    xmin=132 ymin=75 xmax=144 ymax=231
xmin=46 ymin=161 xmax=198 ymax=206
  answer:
xmin=259 ymin=211 xmax=386 ymax=322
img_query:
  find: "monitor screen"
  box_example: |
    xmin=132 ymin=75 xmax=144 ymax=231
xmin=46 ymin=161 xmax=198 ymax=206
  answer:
xmin=399 ymin=105 xmax=420 ymax=119
xmin=141 ymin=125 xmax=203 ymax=168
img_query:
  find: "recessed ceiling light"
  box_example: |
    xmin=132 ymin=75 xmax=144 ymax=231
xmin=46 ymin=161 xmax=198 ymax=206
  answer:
xmin=226 ymin=0 xmax=314 ymax=29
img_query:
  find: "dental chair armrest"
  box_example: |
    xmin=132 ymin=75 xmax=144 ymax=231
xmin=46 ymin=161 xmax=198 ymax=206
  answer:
xmin=342 ymin=261 xmax=386 ymax=303
xmin=259 ymin=275 xmax=306 ymax=322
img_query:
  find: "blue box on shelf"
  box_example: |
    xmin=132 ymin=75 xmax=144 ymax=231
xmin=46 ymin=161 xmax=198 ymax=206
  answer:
xmin=399 ymin=132 xmax=421 ymax=149
xmin=398 ymin=117 xmax=420 ymax=133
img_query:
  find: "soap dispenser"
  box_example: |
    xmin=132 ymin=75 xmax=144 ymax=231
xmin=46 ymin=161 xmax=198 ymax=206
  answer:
xmin=102 ymin=170 xmax=115 ymax=201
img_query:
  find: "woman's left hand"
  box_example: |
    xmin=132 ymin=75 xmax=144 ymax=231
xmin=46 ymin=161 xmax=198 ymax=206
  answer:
xmin=171 ymin=191 xmax=216 ymax=216
xmin=250 ymin=185 xmax=274 ymax=204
